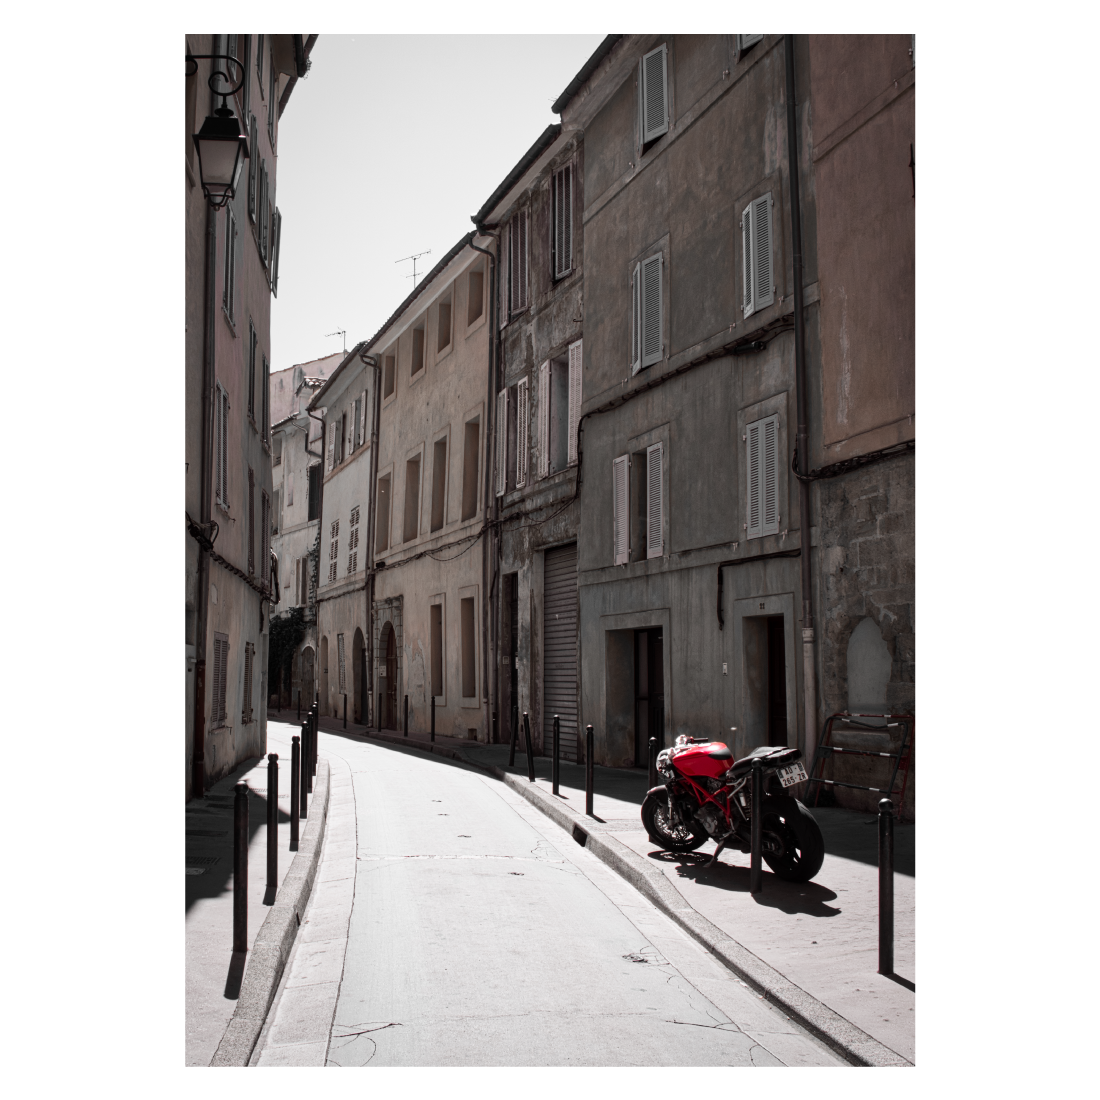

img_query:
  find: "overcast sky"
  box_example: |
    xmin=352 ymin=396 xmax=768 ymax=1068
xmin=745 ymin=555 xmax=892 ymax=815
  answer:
xmin=269 ymin=34 xmax=605 ymax=373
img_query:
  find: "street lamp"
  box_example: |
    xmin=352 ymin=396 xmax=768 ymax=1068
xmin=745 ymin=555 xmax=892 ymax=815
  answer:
xmin=187 ymin=53 xmax=249 ymax=209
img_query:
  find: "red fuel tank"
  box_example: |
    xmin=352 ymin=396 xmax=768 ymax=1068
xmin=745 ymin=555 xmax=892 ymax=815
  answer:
xmin=669 ymin=741 xmax=733 ymax=779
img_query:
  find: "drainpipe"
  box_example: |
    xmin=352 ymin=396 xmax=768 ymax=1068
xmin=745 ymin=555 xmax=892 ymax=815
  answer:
xmin=785 ymin=35 xmax=818 ymax=768
xmin=470 ymin=229 xmax=499 ymax=742
xmin=361 ymin=350 xmax=381 ymax=727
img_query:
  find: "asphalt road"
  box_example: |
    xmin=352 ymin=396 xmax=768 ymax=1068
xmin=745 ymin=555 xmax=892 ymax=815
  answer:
xmin=252 ymin=728 xmax=845 ymax=1067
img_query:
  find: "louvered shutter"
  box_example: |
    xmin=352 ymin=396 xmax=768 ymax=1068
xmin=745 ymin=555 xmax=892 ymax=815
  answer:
xmin=630 ymin=263 xmax=641 ymax=375
xmin=538 ymin=360 xmax=551 ymax=479
xmin=742 ymin=206 xmax=754 ymax=317
xmin=359 ymin=389 xmax=367 ymax=450
xmin=642 ymin=254 xmax=663 ymax=367
xmin=519 ymin=209 xmax=528 ymax=310
xmin=567 ymin=340 xmax=582 ymax=466
xmin=262 ymin=354 xmax=270 ymax=443
xmin=746 ymin=420 xmax=762 ymax=538
xmin=496 ymin=389 xmax=508 ymax=497
xmin=646 ymin=442 xmax=663 ymax=559
xmin=270 ymin=208 xmax=282 ymax=296
xmin=248 ymin=116 xmax=258 ymax=220
xmin=554 ymin=165 xmax=573 ymax=278
xmin=327 ymin=421 xmax=335 ymax=470
xmin=753 ymin=194 xmax=774 ymax=311
xmin=262 ymin=491 xmax=271 ymax=589
xmin=613 ymin=455 xmax=630 ymax=565
xmin=508 ymin=218 xmax=517 ymax=316
xmin=762 ymin=414 xmax=779 ymax=535
xmin=641 ymin=44 xmax=669 ymax=144
xmin=515 ymin=378 xmax=528 ymax=488
xmin=217 ymin=385 xmax=229 ymax=507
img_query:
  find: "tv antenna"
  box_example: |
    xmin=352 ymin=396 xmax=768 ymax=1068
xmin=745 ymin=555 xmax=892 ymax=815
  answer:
xmin=396 ymin=250 xmax=431 ymax=288
xmin=325 ymin=329 xmax=347 ymax=354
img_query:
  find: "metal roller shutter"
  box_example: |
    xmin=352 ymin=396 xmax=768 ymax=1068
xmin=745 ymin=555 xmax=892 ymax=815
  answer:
xmin=543 ymin=542 xmax=578 ymax=760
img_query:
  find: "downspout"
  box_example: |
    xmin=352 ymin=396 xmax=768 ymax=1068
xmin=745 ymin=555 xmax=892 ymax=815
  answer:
xmin=785 ymin=35 xmax=818 ymax=768
xmin=361 ymin=350 xmax=381 ymax=727
xmin=470 ymin=230 xmax=499 ymax=742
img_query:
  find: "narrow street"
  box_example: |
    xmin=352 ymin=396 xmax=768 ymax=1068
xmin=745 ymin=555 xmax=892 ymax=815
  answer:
xmin=251 ymin=724 xmax=845 ymax=1067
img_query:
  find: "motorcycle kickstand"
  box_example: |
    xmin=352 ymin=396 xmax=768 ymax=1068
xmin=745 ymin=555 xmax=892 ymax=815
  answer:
xmin=708 ymin=838 xmax=730 ymax=867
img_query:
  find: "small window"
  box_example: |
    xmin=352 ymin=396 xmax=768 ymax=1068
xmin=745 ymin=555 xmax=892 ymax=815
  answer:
xmin=639 ymin=44 xmax=669 ymax=147
xmin=461 ymin=419 xmax=480 ymax=521
xmin=460 ymin=596 xmax=476 ymax=698
xmin=508 ymin=210 xmax=529 ymax=316
xmin=212 ymin=632 xmax=230 ymax=728
xmin=307 ymin=464 xmax=321 ymax=521
xmin=430 ymin=602 xmax=444 ymax=698
xmin=242 ymin=641 xmax=255 ymax=724
xmin=467 ymin=267 xmax=484 ymax=325
xmin=552 ymin=164 xmax=573 ymax=279
xmin=383 ymin=353 xmax=396 ymax=399
xmin=741 ymin=193 xmax=775 ymax=319
xmin=411 ymin=323 xmax=425 ymax=375
xmin=431 ymin=438 xmax=448 ymax=532
xmin=631 ymin=255 xmax=663 ymax=373
xmin=537 ymin=340 xmax=582 ymax=478
xmin=403 ymin=455 xmax=421 ymax=542
xmin=437 ymin=297 xmax=452 ymax=354
xmin=376 ymin=473 xmax=391 ymax=552
xmin=746 ymin=414 xmax=780 ymax=539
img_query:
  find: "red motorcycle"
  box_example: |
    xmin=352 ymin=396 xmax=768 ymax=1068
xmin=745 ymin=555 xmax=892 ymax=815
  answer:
xmin=641 ymin=735 xmax=825 ymax=882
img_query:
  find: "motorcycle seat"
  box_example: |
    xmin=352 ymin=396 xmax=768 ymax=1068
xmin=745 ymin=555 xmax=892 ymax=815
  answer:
xmin=728 ymin=745 xmax=801 ymax=774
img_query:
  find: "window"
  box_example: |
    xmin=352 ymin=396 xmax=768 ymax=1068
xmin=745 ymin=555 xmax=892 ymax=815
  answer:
xmin=403 ymin=455 xmax=421 ymax=542
xmin=222 ymin=205 xmax=237 ymax=324
xmin=242 ymin=641 xmax=255 ymax=724
xmin=270 ymin=208 xmax=282 ymax=296
xmin=430 ymin=602 xmax=444 ymax=699
xmin=327 ymin=419 xmax=336 ymax=471
xmin=212 ymin=632 xmax=230 ymax=728
xmin=247 ymin=115 xmax=258 ymax=221
xmin=247 ymin=321 xmax=257 ymax=421
xmin=267 ymin=48 xmax=277 ymax=147
xmin=307 ymin=464 xmax=321 ymax=521
xmin=411 ymin=323 xmax=425 ymax=376
xmin=383 ymin=353 xmax=396 ymax=399
xmin=258 ymin=161 xmax=269 ymax=261
xmin=461 ymin=596 xmax=476 ymax=698
xmin=296 ymin=556 xmax=310 ymax=605
xmin=498 ymin=377 xmax=530 ymax=495
xmin=261 ymin=354 xmax=270 ymax=445
xmin=340 ymin=412 xmax=348 ymax=464
xmin=515 ymin=378 xmax=529 ymax=489
xmin=738 ymin=34 xmax=763 ymax=52
xmin=613 ymin=455 xmax=629 ymax=565
xmin=356 ymin=390 xmax=367 ymax=451
xmin=261 ymin=490 xmax=271 ymax=586
xmin=639 ymin=44 xmax=669 ymax=147
xmin=351 ymin=397 xmax=362 ymax=454
xmin=631 ymin=255 xmax=663 ymax=373
xmin=552 ymin=163 xmax=573 ymax=279
xmin=376 ymin=474 xmax=391 ymax=552
xmin=495 ymin=389 xmax=508 ymax=498
xmin=437 ymin=297 xmax=452 ymax=354
xmin=537 ymin=340 xmax=582 ymax=478
xmin=508 ymin=209 xmax=529 ymax=316
xmin=347 ymin=505 xmax=360 ymax=574
xmin=337 ymin=633 xmax=346 ymax=693
xmin=467 ymin=267 xmax=484 ymax=325
xmin=248 ymin=467 xmax=256 ymax=574
xmin=328 ymin=519 xmax=340 ymax=583
xmin=741 ymin=193 xmax=775 ymax=319
xmin=257 ymin=34 xmax=265 ymax=90
xmin=431 ymin=438 xmax=448 ymax=532
xmin=240 ymin=35 xmax=251 ymax=118
xmin=645 ymin=442 xmax=663 ymax=559
xmin=614 ymin=442 xmax=665 ymax=564
xmin=746 ymin=414 xmax=780 ymax=539
xmin=461 ymin=419 xmax=480 ymax=521
xmin=215 ymin=382 xmax=230 ymax=509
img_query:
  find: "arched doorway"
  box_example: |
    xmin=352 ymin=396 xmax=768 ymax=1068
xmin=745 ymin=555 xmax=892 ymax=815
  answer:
xmin=379 ymin=622 xmax=397 ymax=729
xmin=320 ymin=636 xmax=330 ymax=716
xmin=299 ymin=645 xmax=315 ymax=708
xmin=352 ymin=628 xmax=365 ymax=724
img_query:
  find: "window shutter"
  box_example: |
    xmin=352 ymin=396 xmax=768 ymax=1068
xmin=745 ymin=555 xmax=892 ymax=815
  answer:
xmin=270 ymin=208 xmax=282 ymax=296
xmin=243 ymin=643 xmax=253 ymax=723
xmin=248 ymin=116 xmax=257 ymax=221
xmin=359 ymin=389 xmax=367 ymax=450
xmin=262 ymin=491 xmax=271 ymax=589
xmin=641 ymin=44 xmax=669 ymax=144
xmin=213 ymin=633 xmax=229 ymax=727
xmin=554 ymin=165 xmax=573 ymax=279
xmin=739 ymin=34 xmax=763 ymax=51
xmin=613 ymin=455 xmax=630 ymax=565
xmin=327 ymin=421 xmax=335 ymax=471
xmin=641 ymin=254 xmax=663 ymax=367
xmin=742 ymin=205 xmax=754 ymax=317
xmin=295 ymin=557 xmax=301 ymax=603
xmin=248 ymin=467 xmax=255 ymax=574
xmin=496 ymin=389 xmax=508 ymax=497
xmin=262 ymin=354 xmax=270 ymax=444
xmin=515 ymin=377 xmax=528 ymax=489
xmin=753 ymin=194 xmax=774 ymax=311
xmin=646 ymin=441 xmax=663 ymax=559
xmin=508 ymin=217 xmax=517 ymax=316
xmin=762 ymin=414 xmax=779 ymax=535
xmin=519 ymin=209 xmax=528 ymax=310
xmin=538 ymin=360 xmax=550 ymax=479
xmin=567 ymin=339 xmax=582 ymax=466
xmin=630 ymin=263 xmax=641 ymax=375
xmin=746 ymin=420 xmax=762 ymax=538
xmin=220 ymin=388 xmax=229 ymax=506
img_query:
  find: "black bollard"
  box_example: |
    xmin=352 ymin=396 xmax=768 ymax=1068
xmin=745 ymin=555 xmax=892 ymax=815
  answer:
xmin=266 ymin=753 xmax=279 ymax=894
xmin=585 ymin=725 xmax=595 ymax=817
xmin=343 ymin=693 xmax=347 ymax=729
xmin=404 ymin=694 xmax=409 ymax=738
xmin=301 ymin=720 xmax=311 ymax=808
xmin=508 ymin=704 xmax=518 ymax=768
xmin=290 ymin=736 xmax=301 ymax=848
xmin=233 ymin=783 xmax=248 ymax=953
xmin=552 ymin=715 xmax=560 ymax=795
xmin=522 ymin=711 xmax=535 ymax=782
xmin=750 ymin=759 xmax=763 ymax=895
xmin=878 ymin=798 xmax=895 ymax=975
xmin=312 ymin=704 xmax=319 ymax=776
xmin=431 ymin=695 xmax=436 ymax=742
xmin=648 ymin=737 xmax=658 ymax=789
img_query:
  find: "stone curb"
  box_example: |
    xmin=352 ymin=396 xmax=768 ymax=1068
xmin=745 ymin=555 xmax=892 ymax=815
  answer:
xmin=210 ymin=757 xmax=331 ymax=1067
xmin=359 ymin=732 xmax=911 ymax=1068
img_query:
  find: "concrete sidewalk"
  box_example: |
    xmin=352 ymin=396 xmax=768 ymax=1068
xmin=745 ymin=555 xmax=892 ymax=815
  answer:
xmin=316 ymin=715 xmax=914 ymax=1065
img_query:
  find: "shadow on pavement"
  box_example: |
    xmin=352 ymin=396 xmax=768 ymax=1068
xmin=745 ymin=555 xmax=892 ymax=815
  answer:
xmin=223 ymin=950 xmax=247 ymax=1000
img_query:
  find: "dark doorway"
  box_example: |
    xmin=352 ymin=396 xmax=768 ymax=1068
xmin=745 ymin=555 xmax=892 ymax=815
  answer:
xmin=503 ymin=572 xmax=519 ymax=744
xmin=766 ymin=616 xmax=788 ymax=745
xmin=634 ymin=628 xmax=664 ymax=767
xmin=380 ymin=623 xmax=397 ymax=729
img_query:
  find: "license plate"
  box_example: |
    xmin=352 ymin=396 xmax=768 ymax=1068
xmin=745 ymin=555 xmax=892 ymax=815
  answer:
xmin=777 ymin=762 xmax=808 ymax=787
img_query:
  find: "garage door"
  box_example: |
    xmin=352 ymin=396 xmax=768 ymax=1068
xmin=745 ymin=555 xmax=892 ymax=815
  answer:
xmin=543 ymin=542 xmax=578 ymax=761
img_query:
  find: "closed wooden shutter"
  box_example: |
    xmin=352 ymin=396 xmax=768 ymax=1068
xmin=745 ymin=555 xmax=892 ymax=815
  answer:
xmin=262 ymin=354 xmax=270 ymax=444
xmin=538 ymin=360 xmax=551 ymax=479
xmin=248 ymin=467 xmax=255 ymax=573
xmin=630 ymin=263 xmax=641 ymax=375
xmin=742 ymin=207 xmax=754 ymax=317
xmin=270 ymin=208 xmax=282 ymax=296
xmin=746 ymin=420 xmax=761 ymax=537
xmin=554 ymin=164 xmax=573 ymax=278
xmin=496 ymin=389 xmax=508 ymax=497
xmin=641 ymin=44 xmax=669 ymax=144
xmin=642 ymin=254 xmax=662 ymax=367
xmin=752 ymin=194 xmax=774 ymax=311
xmin=262 ymin=490 xmax=271 ymax=589
xmin=359 ymin=389 xmax=367 ymax=450
xmin=613 ymin=455 xmax=629 ymax=565
xmin=543 ymin=543 xmax=579 ymax=761
xmin=212 ymin=632 xmax=229 ymax=727
xmin=327 ymin=421 xmax=335 ymax=470
xmin=248 ymin=116 xmax=258 ymax=221
xmin=567 ymin=340 xmax=582 ymax=466
xmin=646 ymin=442 xmax=663 ymax=559
xmin=746 ymin=413 xmax=780 ymax=539
xmin=243 ymin=642 xmax=254 ymax=723
xmin=515 ymin=377 xmax=529 ymax=489
xmin=509 ymin=210 xmax=528 ymax=314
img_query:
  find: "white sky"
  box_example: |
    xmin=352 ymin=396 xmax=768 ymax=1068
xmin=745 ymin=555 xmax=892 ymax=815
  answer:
xmin=270 ymin=34 xmax=604 ymax=372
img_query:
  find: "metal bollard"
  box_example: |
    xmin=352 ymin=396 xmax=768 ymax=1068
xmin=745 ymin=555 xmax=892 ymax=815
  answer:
xmin=648 ymin=737 xmax=658 ymax=789
xmin=431 ymin=695 xmax=436 ymax=742
xmin=304 ymin=717 xmax=313 ymax=798
xmin=299 ymin=722 xmax=309 ymax=819
xmin=878 ymin=798 xmax=895 ymax=975
xmin=233 ymin=783 xmax=248 ymax=953
xmin=312 ymin=704 xmax=319 ymax=776
xmin=552 ymin=715 xmax=560 ymax=795
xmin=750 ymin=759 xmax=763 ymax=895
xmin=522 ymin=711 xmax=535 ymax=782
xmin=585 ymin=725 xmax=595 ymax=817
xmin=404 ymin=694 xmax=409 ymax=738
xmin=290 ymin=736 xmax=301 ymax=848
xmin=343 ymin=693 xmax=347 ymax=729
xmin=266 ymin=753 xmax=279 ymax=894
xmin=508 ymin=704 xmax=518 ymax=768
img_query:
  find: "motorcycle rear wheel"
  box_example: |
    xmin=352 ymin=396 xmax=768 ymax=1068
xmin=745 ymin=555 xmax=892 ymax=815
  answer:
xmin=641 ymin=790 xmax=709 ymax=852
xmin=760 ymin=796 xmax=825 ymax=882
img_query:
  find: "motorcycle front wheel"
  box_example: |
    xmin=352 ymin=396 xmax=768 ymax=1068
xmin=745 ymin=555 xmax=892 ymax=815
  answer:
xmin=760 ymin=796 xmax=825 ymax=882
xmin=641 ymin=790 xmax=709 ymax=852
